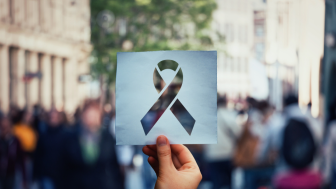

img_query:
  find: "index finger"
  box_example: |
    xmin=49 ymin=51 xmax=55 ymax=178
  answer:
xmin=146 ymin=144 xmax=157 ymax=151
xmin=170 ymin=144 xmax=197 ymax=166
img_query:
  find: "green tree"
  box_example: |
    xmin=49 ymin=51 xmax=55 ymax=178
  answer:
xmin=90 ymin=0 xmax=218 ymax=86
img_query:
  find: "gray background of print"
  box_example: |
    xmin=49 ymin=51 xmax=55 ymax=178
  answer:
xmin=116 ymin=51 xmax=217 ymax=145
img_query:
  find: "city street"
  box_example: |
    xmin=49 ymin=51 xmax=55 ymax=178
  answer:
xmin=0 ymin=0 xmax=335 ymax=189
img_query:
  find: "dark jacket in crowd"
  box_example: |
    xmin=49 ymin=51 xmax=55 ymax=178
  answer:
xmin=0 ymin=136 xmax=26 ymax=188
xmin=59 ymin=129 xmax=124 ymax=189
xmin=33 ymin=126 xmax=67 ymax=185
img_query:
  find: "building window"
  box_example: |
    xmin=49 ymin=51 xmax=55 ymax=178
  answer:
xmin=231 ymin=57 xmax=235 ymax=72
xmin=223 ymin=56 xmax=226 ymax=71
xmin=220 ymin=23 xmax=225 ymax=36
xmin=239 ymin=25 xmax=243 ymax=43
xmin=231 ymin=24 xmax=235 ymax=42
xmin=244 ymin=25 xmax=248 ymax=43
xmin=256 ymin=25 xmax=264 ymax=37
xmin=227 ymin=57 xmax=232 ymax=72
xmin=256 ymin=43 xmax=264 ymax=61
xmin=225 ymin=23 xmax=229 ymax=40
xmin=241 ymin=58 xmax=246 ymax=73
xmin=245 ymin=58 xmax=249 ymax=73
xmin=226 ymin=24 xmax=235 ymax=42
xmin=237 ymin=58 xmax=241 ymax=72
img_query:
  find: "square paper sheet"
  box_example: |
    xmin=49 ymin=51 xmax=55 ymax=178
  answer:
xmin=116 ymin=51 xmax=217 ymax=145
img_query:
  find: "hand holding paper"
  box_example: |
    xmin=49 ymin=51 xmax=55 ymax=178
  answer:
xmin=116 ymin=51 xmax=217 ymax=145
xmin=142 ymin=135 xmax=202 ymax=189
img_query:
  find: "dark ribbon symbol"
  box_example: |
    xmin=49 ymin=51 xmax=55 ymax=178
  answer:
xmin=141 ymin=60 xmax=196 ymax=135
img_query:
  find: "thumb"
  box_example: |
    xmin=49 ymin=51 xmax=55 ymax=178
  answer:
xmin=156 ymin=135 xmax=173 ymax=170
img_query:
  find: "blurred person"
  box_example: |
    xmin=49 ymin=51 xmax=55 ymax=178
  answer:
xmin=109 ymin=110 xmax=134 ymax=171
xmin=59 ymin=101 xmax=124 ymax=189
xmin=31 ymin=105 xmax=47 ymax=135
xmin=327 ymin=99 xmax=336 ymax=126
xmin=12 ymin=110 xmax=37 ymax=188
xmin=102 ymin=104 xmax=113 ymax=130
xmin=323 ymin=98 xmax=336 ymax=188
xmin=59 ymin=111 xmax=69 ymax=126
xmin=9 ymin=105 xmax=20 ymax=125
xmin=72 ymin=106 xmax=83 ymax=133
xmin=306 ymin=102 xmax=323 ymax=130
xmin=258 ymin=95 xmax=323 ymax=189
xmin=12 ymin=110 xmax=37 ymax=154
xmin=323 ymin=120 xmax=336 ymax=188
xmin=204 ymin=96 xmax=242 ymax=189
xmin=142 ymin=135 xmax=202 ymax=189
xmin=33 ymin=110 xmax=67 ymax=189
xmin=73 ymin=107 xmax=81 ymax=124
xmin=0 ymin=107 xmax=3 ymax=118
xmin=109 ymin=111 xmax=146 ymax=189
xmin=0 ymin=116 xmax=27 ymax=189
xmin=235 ymin=99 xmax=275 ymax=189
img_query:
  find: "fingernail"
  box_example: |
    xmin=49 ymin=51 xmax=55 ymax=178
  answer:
xmin=157 ymin=136 xmax=167 ymax=146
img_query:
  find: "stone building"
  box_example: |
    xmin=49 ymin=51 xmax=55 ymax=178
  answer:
xmin=213 ymin=0 xmax=254 ymax=99
xmin=0 ymin=0 xmax=91 ymax=113
xmin=264 ymin=0 xmax=325 ymax=116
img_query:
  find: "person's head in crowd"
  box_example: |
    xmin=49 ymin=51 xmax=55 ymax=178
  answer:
xmin=33 ymin=104 xmax=43 ymax=116
xmin=258 ymin=100 xmax=274 ymax=123
xmin=81 ymin=101 xmax=102 ymax=133
xmin=284 ymin=94 xmax=298 ymax=108
xmin=74 ymin=106 xmax=81 ymax=122
xmin=246 ymin=96 xmax=258 ymax=109
xmin=217 ymin=96 xmax=227 ymax=108
xmin=246 ymin=98 xmax=274 ymax=123
xmin=60 ymin=111 xmax=68 ymax=125
xmin=22 ymin=110 xmax=33 ymax=125
xmin=0 ymin=116 xmax=13 ymax=139
xmin=9 ymin=104 xmax=20 ymax=124
xmin=11 ymin=109 xmax=26 ymax=125
xmin=256 ymin=100 xmax=272 ymax=114
xmin=48 ymin=109 xmax=62 ymax=127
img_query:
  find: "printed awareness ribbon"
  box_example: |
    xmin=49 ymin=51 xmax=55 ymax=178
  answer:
xmin=140 ymin=62 xmax=195 ymax=135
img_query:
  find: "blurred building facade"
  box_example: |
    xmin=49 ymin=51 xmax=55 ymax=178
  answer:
xmin=214 ymin=0 xmax=254 ymax=99
xmin=264 ymin=0 xmax=325 ymax=115
xmin=0 ymin=0 xmax=91 ymax=113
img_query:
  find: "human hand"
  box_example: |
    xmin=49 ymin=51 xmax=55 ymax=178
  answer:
xmin=142 ymin=135 xmax=202 ymax=189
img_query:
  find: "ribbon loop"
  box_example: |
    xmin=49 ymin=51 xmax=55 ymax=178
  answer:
xmin=141 ymin=60 xmax=195 ymax=135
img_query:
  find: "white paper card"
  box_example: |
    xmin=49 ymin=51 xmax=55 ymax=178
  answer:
xmin=116 ymin=51 xmax=217 ymax=145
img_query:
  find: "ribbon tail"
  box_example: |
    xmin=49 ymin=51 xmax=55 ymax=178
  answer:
xmin=170 ymin=99 xmax=196 ymax=135
xmin=140 ymin=85 xmax=174 ymax=135
xmin=141 ymin=105 xmax=163 ymax=135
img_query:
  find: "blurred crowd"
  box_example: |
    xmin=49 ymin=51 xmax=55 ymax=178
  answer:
xmin=1 ymin=95 xmax=336 ymax=189
xmin=0 ymin=101 xmax=124 ymax=189
xmin=199 ymin=94 xmax=336 ymax=189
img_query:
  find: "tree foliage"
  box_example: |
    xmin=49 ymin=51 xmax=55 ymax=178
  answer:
xmin=90 ymin=0 xmax=217 ymax=85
